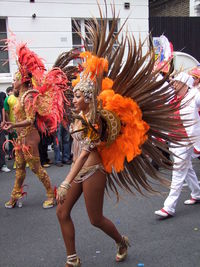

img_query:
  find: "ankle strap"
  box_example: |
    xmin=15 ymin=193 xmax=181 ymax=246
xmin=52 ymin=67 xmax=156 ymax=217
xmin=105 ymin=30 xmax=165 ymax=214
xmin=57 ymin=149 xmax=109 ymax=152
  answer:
xmin=67 ymin=254 xmax=77 ymax=261
xmin=66 ymin=254 xmax=81 ymax=267
xmin=117 ymin=235 xmax=130 ymax=248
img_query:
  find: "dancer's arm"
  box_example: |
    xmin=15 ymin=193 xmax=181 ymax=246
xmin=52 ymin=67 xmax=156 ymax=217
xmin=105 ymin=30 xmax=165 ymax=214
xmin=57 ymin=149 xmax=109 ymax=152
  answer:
xmin=56 ymin=149 xmax=91 ymax=204
xmin=3 ymin=119 xmax=33 ymax=130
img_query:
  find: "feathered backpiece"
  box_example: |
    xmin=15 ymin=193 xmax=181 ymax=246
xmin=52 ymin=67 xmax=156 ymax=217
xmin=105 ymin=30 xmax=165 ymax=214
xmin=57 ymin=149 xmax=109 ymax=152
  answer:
xmin=16 ymin=44 xmax=46 ymax=85
xmin=35 ymin=49 xmax=82 ymax=134
xmin=53 ymin=49 xmax=82 ymax=126
xmin=3 ymin=32 xmax=45 ymax=86
xmin=4 ymin=33 xmax=74 ymax=134
xmin=34 ymin=68 xmax=69 ymax=134
xmin=72 ymin=1 xmax=189 ymax=198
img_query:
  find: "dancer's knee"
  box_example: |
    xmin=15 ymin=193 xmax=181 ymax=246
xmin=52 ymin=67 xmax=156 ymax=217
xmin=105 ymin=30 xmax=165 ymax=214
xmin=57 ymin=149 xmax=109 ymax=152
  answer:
xmin=56 ymin=205 xmax=70 ymax=221
xmin=89 ymin=216 xmax=104 ymax=228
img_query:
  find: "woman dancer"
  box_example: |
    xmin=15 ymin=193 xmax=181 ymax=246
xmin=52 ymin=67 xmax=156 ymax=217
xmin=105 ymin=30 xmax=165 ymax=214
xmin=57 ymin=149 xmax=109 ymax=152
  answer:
xmin=56 ymin=4 xmax=187 ymax=266
xmin=2 ymin=41 xmax=70 ymax=209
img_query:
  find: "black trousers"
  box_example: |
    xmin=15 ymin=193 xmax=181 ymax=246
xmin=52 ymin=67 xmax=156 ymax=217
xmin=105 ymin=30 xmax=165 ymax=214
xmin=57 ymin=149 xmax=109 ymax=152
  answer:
xmin=38 ymin=133 xmax=53 ymax=165
xmin=0 ymin=130 xmax=6 ymax=168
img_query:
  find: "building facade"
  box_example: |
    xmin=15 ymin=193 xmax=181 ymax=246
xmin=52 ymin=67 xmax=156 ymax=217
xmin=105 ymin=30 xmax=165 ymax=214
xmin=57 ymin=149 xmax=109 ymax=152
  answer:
xmin=150 ymin=0 xmax=189 ymax=17
xmin=0 ymin=0 xmax=148 ymax=91
xmin=149 ymin=0 xmax=200 ymax=62
xmin=150 ymin=0 xmax=200 ymax=17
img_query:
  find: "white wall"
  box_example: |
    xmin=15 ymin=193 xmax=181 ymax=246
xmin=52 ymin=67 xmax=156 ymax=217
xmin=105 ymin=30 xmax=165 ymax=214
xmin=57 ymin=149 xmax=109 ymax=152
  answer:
xmin=0 ymin=0 xmax=149 ymax=90
xmin=190 ymin=0 xmax=200 ymax=16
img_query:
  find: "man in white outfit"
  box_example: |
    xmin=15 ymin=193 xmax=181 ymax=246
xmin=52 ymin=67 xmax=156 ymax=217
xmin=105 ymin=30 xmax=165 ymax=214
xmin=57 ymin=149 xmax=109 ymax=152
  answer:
xmin=155 ymin=72 xmax=200 ymax=218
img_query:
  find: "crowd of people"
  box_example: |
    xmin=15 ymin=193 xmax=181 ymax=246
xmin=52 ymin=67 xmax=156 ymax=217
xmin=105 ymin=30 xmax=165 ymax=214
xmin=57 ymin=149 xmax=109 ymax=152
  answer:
xmin=1 ymin=3 xmax=200 ymax=267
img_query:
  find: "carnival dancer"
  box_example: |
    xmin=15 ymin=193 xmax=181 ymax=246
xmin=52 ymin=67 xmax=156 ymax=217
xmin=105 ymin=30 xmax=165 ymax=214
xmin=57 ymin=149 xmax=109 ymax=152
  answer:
xmin=0 ymin=91 xmax=11 ymax=172
xmin=155 ymin=72 xmax=200 ymax=218
xmin=2 ymin=41 xmax=70 ymax=209
xmin=56 ymin=4 xmax=188 ymax=266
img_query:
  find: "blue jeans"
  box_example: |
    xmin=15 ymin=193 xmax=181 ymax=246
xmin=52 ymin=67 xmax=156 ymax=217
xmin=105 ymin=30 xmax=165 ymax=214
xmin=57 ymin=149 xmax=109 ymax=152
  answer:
xmin=53 ymin=124 xmax=72 ymax=163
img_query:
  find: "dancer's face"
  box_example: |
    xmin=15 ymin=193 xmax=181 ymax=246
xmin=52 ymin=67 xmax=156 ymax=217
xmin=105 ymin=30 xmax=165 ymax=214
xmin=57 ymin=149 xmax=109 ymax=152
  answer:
xmin=13 ymin=74 xmax=22 ymax=97
xmin=73 ymin=90 xmax=89 ymax=113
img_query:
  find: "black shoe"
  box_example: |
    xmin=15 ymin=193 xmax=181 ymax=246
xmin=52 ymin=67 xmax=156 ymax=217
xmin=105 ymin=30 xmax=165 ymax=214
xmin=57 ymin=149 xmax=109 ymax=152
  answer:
xmin=55 ymin=162 xmax=63 ymax=167
xmin=62 ymin=159 xmax=72 ymax=165
xmin=42 ymin=163 xmax=51 ymax=168
xmin=46 ymin=159 xmax=53 ymax=165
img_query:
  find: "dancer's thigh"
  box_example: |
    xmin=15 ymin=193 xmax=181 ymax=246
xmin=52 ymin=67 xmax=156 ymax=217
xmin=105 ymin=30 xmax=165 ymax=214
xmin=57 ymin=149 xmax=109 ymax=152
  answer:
xmin=57 ymin=181 xmax=83 ymax=216
xmin=83 ymin=171 xmax=107 ymax=220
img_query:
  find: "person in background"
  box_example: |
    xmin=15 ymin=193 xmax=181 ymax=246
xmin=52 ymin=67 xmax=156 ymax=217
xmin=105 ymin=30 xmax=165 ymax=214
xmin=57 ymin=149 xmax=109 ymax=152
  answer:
xmin=155 ymin=72 xmax=200 ymax=219
xmin=189 ymin=67 xmax=200 ymax=161
xmin=38 ymin=133 xmax=53 ymax=168
xmin=189 ymin=66 xmax=200 ymax=89
xmin=0 ymin=91 xmax=11 ymax=173
xmin=4 ymin=86 xmax=18 ymax=165
xmin=53 ymin=123 xmax=73 ymax=167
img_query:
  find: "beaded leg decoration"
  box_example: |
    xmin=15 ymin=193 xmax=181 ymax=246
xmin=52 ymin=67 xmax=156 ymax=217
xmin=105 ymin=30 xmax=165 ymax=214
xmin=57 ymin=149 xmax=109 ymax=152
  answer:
xmin=65 ymin=254 xmax=81 ymax=267
xmin=25 ymin=155 xmax=55 ymax=208
xmin=116 ymin=236 xmax=130 ymax=262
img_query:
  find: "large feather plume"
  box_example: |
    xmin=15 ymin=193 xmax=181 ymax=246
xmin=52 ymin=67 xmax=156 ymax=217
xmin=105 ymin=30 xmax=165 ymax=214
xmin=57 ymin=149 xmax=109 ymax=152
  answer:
xmin=73 ymin=1 xmax=190 ymax=197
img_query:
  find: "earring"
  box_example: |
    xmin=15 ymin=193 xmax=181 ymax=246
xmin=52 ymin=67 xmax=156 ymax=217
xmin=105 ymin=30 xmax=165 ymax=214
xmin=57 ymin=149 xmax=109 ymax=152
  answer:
xmin=84 ymin=98 xmax=90 ymax=103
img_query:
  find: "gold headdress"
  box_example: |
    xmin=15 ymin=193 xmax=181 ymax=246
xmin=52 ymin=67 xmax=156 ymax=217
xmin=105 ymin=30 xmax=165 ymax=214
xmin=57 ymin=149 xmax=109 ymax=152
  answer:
xmin=73 ymin=75 xmax=95 ymax=102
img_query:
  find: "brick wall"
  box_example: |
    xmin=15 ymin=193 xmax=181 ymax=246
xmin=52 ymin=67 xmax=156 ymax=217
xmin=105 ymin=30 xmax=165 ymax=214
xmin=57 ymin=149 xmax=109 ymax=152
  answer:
xmin=150 ymin=0 xmax=189 ymax=17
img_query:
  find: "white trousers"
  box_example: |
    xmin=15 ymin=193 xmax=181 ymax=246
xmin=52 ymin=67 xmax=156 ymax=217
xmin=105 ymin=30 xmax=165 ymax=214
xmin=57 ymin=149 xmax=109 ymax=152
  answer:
xmin=164 ymin=145 xmax=200 ymax=214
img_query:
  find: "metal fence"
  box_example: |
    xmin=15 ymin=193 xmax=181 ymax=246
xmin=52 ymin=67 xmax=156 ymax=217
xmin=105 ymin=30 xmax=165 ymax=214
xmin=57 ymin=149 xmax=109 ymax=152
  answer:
xmin=149 ymin=16 xmax=200 ymax=62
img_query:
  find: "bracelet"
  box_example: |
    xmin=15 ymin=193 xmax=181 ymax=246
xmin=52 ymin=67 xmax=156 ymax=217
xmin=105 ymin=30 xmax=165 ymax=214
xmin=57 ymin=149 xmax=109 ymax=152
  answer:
xmin=60 ymin=181 xmax=71 ymax=190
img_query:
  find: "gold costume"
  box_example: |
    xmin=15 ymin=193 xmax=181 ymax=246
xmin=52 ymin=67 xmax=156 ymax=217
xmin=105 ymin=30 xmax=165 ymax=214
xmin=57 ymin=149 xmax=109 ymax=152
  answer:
xmin=6 ymin=89 xmax=54 ymax=208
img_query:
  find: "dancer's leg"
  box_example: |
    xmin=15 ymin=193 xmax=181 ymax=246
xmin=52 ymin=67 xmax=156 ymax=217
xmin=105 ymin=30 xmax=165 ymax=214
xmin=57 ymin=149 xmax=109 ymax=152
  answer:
xmin=25 ymin=153 xmax=54 ymax=198
xmin=11 ymin=149 xmax=26 ymax=199
xmin=83 ymin=171 xmax=122 ymax=243
xmin=56 ymin=182 xmax=82 ymax=256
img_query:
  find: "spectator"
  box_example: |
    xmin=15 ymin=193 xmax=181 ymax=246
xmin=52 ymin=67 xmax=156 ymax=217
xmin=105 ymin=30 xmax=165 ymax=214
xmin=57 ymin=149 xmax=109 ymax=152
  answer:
xmin=53 ymin=123 xmax=73 ymax=167
xmin=38 ymin=133 xmax=53 ymax=168
xmin=4 ymin=86 xmax=18 ymax=161
xmin=0 ymin=92 xmax=11 ymax=172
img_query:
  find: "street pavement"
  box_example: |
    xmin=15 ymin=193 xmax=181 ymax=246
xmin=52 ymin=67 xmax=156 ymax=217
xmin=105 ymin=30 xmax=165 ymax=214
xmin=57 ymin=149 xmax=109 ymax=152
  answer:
xmin=0 ymin=152 xmax=200 ymax=267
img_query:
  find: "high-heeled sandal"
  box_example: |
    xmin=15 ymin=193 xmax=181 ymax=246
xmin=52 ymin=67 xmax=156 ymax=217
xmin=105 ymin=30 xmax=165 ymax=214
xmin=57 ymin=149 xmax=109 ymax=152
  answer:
xmin=65 ymin=254 xmax=81 ymax=267
xmin=42 ymin=197 xmax=55 ymax=209
xmin=5 ymin=198 xmax=23 ymax=209
xmin=116 ymin=235 xmax=130 ymax=262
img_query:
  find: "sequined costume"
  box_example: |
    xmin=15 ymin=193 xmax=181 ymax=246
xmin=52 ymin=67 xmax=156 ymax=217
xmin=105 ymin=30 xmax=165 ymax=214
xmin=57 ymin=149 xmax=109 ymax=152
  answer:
xmin=10 ymin=88 xmax=54 ymax=203
xmin=70 ymin=123 xmax=105 ymax=183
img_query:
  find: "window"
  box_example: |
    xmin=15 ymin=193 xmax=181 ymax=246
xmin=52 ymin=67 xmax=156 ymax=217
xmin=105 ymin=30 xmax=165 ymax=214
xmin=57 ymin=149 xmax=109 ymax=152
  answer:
xmin=0 ymin=19 xmax=9 ymax=73
xmin=72 ymin=18 xmax=119 ymax=64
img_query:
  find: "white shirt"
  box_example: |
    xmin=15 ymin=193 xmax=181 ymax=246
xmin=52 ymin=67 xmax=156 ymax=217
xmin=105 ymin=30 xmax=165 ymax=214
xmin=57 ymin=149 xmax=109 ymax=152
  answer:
xmin=180 ymin=86 xmax=200 ymax=151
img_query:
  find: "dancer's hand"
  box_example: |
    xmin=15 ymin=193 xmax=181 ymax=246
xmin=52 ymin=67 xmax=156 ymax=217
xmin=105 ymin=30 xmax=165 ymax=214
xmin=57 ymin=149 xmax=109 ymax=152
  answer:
xmin=3 ymin=122 xmax=13 ymax=131
xmin=56 ymin=186 xmax=67 ymax=204
xmin=0 ymin=121 xmax=5 ymax=128
xmin=56 ymin=181 xmax=71 ymax=204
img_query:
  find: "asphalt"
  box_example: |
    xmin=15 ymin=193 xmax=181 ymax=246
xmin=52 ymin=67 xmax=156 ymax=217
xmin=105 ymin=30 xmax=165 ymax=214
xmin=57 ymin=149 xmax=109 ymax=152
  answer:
xmin=0 ymin=152 xmax=200 ymax=267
